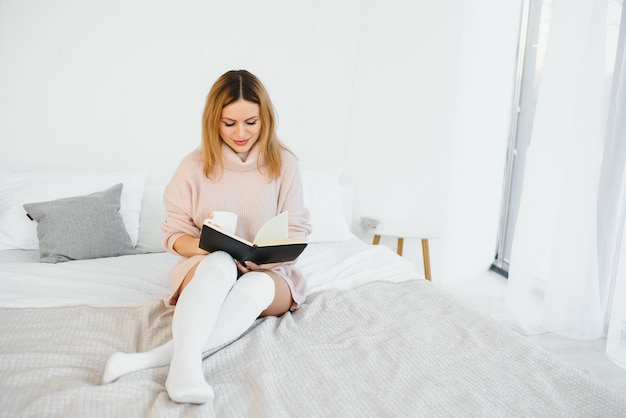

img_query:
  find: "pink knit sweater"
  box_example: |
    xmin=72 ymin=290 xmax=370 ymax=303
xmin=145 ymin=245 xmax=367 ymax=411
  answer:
xmin=162 ymin=143 xmax=312 ymax=309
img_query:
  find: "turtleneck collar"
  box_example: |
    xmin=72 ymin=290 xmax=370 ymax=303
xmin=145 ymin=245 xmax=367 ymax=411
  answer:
xmin=221 ymin=142 xmax=264 ymax=172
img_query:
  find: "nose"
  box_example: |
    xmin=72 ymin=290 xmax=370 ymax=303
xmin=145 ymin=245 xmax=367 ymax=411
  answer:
xmin=237 ymin=124 xmax=247 ymax=138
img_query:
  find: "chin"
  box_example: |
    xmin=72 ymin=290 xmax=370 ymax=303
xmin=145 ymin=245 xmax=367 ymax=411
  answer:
xmin=235 ymin=145 xmax=253 ymax=153
xmin=227 ymin=141 xmax=257 ymax=155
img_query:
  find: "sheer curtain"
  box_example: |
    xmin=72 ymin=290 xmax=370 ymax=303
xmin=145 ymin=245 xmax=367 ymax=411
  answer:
xmin=603 ymin=0 xmax=626 ymax=369
xmin=506 ymin=0 xmax=626 ymax=369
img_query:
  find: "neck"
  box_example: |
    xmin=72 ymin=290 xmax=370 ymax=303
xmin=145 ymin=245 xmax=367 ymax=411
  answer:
xmin=236 ymin=151 xmax=249 ymax=162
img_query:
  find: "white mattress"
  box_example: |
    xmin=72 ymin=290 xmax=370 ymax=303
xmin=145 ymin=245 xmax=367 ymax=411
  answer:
xmin=0 ymin=236 xmax=422 ymax=308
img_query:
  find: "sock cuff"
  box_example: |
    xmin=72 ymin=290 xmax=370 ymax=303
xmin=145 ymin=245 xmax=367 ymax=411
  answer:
xmin=234 ymin=272 xmax=275 ymax=311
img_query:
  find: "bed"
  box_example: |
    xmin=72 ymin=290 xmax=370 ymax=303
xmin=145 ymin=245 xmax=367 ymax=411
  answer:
xmin=1 ymin=169 xmax=625 ymax=417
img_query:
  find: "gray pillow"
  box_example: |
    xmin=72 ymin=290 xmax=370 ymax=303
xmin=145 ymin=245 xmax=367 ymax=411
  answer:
xmin=23 ymin=183 xmax=138 ymax=263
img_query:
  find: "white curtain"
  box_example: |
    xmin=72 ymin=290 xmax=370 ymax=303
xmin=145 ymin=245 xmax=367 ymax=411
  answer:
xmin=507 ymin=0 xmax=626 ymax=369
xmin=603 ymin=0 xmax=626 ymax=369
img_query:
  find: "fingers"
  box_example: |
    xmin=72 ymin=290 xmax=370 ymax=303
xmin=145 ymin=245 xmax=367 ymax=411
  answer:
xmin=235 ymin=260 xmax=281 ymax=273
xmin=236 ymin=260 xmax=251 ymax=274
xmin=243 ymin=261 xmax=259 ymax=270
xmin=236 ymin=260 xmax=262 ymax=274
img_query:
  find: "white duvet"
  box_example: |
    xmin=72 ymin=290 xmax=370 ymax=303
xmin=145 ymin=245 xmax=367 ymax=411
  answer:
xmin=0 ymin=236 xmax=422 ymax=308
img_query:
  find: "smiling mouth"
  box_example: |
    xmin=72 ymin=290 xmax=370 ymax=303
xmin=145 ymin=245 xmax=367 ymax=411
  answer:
xmin=233 ymin=139 xmax=249 ymax=146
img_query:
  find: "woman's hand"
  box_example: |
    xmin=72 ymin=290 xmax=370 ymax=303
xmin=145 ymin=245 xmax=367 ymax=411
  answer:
xmin=236 ymin=260 xmax=282 ymax=274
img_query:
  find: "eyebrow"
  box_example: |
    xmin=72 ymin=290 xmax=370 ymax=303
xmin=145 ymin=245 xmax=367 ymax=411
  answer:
xmin=221 ymin=116 xmax=259 ymax=122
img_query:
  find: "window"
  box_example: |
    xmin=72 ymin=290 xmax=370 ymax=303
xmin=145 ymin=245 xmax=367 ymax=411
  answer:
xmin=493 ymin=0 xmax=623 ymax=277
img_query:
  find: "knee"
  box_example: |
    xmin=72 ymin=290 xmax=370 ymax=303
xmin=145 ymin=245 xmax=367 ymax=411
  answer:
xmin=196 ymin=251 xmax=237 ymax=283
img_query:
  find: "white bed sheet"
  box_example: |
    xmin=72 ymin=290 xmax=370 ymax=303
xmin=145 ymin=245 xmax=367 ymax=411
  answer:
xmin=0 ymin=251 xmax=175 ymax=308
xmin=0 ymin=236 xmax=422 ymax=308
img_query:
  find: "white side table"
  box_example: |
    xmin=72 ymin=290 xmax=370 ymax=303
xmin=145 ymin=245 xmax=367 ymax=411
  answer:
xmin=371 ymin=219 xmax=438 ymax=281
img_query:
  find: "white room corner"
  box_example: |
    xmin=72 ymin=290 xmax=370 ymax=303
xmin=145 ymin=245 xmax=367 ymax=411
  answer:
xmin=343 ymin=1 xmax=520 ymax=285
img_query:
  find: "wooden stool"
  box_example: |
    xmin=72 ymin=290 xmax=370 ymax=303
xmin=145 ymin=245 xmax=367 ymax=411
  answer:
xmin=371 ymin=219 xmax=436 ymax=281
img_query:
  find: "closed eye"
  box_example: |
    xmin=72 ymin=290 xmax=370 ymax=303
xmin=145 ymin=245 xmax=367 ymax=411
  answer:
xmin=222 ymin=119 xmax=257 ymax=127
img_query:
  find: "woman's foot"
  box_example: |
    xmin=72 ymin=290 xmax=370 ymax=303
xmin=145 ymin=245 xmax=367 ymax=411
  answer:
xmin=101 ymin=352 xmax=132 ymax=384
xmin=165 ymin=355 xmax=214 ymax=404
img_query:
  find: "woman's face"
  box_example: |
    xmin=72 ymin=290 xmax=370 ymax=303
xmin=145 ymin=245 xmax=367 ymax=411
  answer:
xmin=219 ymin=99 xmax=261 ymax=154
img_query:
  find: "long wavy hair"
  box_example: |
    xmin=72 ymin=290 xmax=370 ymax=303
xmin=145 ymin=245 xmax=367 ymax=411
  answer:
xmin=201 ymin=70 xmax=291 ymax=180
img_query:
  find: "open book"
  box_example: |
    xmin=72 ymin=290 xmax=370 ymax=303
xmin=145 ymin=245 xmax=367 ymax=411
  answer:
xmin=199 ymin=212 xmax=307 ymax=264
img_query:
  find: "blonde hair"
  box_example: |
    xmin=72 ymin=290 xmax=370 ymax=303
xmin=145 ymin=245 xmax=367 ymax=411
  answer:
xmin=201 ymin=70 xmax=291 ymax=180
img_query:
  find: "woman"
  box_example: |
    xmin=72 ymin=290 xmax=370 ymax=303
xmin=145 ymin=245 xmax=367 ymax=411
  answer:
xmin=101 ymin=70 xmax=311 ymax=404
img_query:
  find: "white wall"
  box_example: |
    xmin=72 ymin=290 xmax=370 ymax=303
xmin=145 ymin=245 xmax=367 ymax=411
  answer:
xmin=0 ymin=0 xmax=522 ymax=283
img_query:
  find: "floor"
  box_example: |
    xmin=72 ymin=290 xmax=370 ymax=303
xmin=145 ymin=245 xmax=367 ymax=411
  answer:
xmin=438 ymin=270 xmax=626 ymax=395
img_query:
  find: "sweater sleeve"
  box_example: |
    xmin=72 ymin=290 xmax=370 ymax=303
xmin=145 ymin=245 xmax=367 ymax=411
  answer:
xmin=161 ymin=154 xmax=203 ymax=254
xmin=278 ymin=152 xmax=312 ymax=239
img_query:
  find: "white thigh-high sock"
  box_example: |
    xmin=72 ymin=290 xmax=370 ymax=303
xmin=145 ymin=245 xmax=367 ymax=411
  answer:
xmin=166 ymin=251 xmax=236 ymax=404
xmin=201 ymin=271 xmax=275 ymax=352
xmin=101 ymin=271 xmax=275 ymax=385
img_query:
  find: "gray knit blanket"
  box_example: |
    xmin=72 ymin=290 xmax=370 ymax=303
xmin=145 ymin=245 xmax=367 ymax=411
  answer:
xmin=1 ymin=280 xmax=624 ymax=417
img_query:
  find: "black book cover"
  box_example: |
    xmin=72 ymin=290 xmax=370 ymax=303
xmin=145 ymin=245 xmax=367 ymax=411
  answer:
xmin=199 ymin=223 xmax=307 ymax=264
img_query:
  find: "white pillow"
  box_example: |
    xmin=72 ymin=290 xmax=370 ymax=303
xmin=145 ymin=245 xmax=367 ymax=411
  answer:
xmin=134 ymin=171 xmax=355 ymax=250
xmin=301 ymin=168 xmax=353 ymax=243
xmin=135 ymin=185 xmax=166 ymax=253
xmin=0 ymin=170 xmax=145 ymax=250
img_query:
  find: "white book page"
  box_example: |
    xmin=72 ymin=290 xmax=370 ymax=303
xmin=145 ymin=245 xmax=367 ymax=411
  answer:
xmin=254 ymin=212 xmax=289 ymax=244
